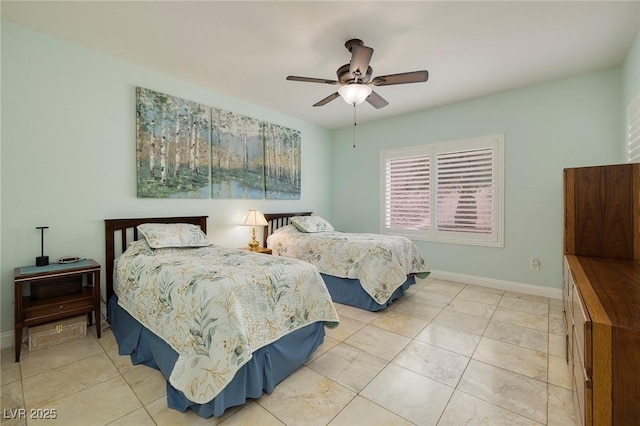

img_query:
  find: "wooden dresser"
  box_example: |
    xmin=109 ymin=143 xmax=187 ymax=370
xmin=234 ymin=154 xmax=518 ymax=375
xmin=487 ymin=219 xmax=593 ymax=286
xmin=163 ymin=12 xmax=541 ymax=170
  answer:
xmin=563 ymin=163 xmax=640 ymax=425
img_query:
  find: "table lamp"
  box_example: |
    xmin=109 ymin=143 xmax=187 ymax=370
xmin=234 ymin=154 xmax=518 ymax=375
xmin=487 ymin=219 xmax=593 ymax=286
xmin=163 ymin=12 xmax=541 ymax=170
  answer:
xmin=240 ymin=210 xmax=268 ymax=251
xmin=36 ymin=226 xmax=50 ymax=266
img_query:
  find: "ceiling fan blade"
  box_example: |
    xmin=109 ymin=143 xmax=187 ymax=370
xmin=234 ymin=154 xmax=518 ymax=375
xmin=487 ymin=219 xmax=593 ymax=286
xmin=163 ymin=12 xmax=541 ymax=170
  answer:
xmin=372 ymin=70 xmax=429 ymax=86
xmin=287 ymin=76 xmax=339 ymax=85
xmin=313 ymin=92 xmax=340 ymax=107
xmin=366 ymin=90 xmax=389 ymax=109
xmin=349 ymin=45 xmax=374 ymax=79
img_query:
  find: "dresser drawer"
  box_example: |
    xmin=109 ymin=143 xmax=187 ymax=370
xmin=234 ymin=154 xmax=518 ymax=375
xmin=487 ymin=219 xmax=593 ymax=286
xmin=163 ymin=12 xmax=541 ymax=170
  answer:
xmin=566 ymin=323 xmax=573 ymax=365
xmin=563 ymin=260 xmax=574 ymax=364
xmin=563 ymin=258 xmax=573 ymax=318
xmin=573 ymin=327 xmax=585 ymax=420
xmin=573 ymin=372 xmax=584 ymax=426
xmin=573 ymin=326 xmax=593 ymax=426
xmin=571 ymin=284 xmax=591 ymax=371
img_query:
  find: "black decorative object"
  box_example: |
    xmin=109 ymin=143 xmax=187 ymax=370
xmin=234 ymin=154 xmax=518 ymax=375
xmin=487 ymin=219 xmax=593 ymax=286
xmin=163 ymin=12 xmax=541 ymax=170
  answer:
xmin=35 ymin=226 xmax=49 ymax=266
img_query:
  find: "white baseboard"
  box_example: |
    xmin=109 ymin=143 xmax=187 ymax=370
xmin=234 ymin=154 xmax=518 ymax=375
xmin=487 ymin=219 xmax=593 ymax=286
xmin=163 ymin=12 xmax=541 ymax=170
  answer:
xmin=1 ymin=330 xmax=14 ymax=351
xmin=428 ymin=269 xmax=562 ymax=300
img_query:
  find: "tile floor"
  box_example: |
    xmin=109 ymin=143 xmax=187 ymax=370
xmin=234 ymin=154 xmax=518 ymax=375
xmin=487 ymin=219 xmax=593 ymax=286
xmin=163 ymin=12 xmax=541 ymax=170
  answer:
xmin=1 ymin=278 xmax=579 ymax=425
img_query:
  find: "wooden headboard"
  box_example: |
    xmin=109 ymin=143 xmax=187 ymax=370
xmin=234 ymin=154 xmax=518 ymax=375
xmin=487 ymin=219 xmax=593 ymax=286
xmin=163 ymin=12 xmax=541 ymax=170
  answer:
xmin=104 ymin=216 xmax=208 ymax=306
xmin=262 ymin=212 xmax=312 ymax=248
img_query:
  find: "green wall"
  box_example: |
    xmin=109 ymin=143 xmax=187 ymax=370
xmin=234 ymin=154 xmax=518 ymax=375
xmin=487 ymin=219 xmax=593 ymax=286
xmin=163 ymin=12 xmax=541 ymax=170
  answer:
xmin=0 ymin=22 xmax=333 ymax=336
xmin=331 ymin=69 xmax=623 ymax=290
xmin=623 ymin=29 xmax=640 ymax=108
xmin=623 ymin=29 xmax=640 ymax=159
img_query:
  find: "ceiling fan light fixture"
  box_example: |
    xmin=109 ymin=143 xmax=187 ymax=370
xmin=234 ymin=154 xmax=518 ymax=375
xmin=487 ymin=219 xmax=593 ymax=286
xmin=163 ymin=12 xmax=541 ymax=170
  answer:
xmin=338 ymin=84 xmax=372 ymax=105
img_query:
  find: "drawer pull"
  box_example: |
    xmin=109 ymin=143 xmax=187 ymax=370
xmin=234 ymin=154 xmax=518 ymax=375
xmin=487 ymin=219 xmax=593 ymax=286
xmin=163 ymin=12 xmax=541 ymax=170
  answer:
xmin=58 ymin=305 xmax=64 ymax=312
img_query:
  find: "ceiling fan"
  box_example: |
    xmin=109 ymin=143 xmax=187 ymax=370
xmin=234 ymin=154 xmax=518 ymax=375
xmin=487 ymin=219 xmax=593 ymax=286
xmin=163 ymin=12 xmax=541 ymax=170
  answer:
xmin=286 ymin=38 xmax=429 ymax=109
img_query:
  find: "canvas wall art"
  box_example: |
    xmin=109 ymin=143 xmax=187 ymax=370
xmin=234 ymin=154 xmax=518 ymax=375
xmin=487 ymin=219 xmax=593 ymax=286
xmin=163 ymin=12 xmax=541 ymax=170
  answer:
xmin=264 ymin=123 xmax=301 ymax=199
xmin=211 ymin=108 xmax=264 ymax=199
xmin=136 ymin=87 xmax=211 ymax=198
xmin=136 ymin=87 xmax=300 ymax=199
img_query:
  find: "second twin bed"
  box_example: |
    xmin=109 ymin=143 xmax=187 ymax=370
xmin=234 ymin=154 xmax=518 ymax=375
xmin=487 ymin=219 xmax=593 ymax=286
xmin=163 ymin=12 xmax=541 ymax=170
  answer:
xmin=264 ymin=212 xmax=430 ymax=311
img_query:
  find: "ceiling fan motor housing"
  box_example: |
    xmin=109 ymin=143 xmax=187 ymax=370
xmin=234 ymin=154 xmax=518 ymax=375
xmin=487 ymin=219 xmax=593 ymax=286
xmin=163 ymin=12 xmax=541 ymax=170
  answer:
xmin=337 ymin=64 xmax=373 ymax=84
xmin=344 ymin=38 xmax=364 ymax=51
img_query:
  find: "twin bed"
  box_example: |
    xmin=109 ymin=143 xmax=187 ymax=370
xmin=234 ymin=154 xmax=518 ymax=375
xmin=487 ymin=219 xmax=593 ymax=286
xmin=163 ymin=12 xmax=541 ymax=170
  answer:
xmin=105 ymin=216 xmax=338 ymax=418
xmin=263 ymin=212 xmax=430 ymax=311
xmin=105 ymin=213 xmax=428 ymax=418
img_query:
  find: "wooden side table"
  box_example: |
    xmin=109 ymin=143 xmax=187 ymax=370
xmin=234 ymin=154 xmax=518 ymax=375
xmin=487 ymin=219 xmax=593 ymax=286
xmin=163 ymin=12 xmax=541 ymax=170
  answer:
xmin=240 ymin=247 xmax=272 ymax=255
xmin=14 ymin=259 xmax=101 ymax=362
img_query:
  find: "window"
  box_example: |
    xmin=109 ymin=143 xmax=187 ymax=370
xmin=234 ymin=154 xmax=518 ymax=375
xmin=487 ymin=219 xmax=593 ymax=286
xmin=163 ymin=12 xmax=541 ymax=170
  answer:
xmin=381 ymin=134 xmax=504 ymax=247
xmin=628 ymin=91 xmax=640 ymax=163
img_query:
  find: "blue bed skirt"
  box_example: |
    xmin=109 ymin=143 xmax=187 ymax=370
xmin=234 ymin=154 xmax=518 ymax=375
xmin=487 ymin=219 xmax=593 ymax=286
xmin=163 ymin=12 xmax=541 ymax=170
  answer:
xmin=108 ymin=296 xmax=326 ymax=418
xmin=321 ymin=273 xmax=425 ymax=311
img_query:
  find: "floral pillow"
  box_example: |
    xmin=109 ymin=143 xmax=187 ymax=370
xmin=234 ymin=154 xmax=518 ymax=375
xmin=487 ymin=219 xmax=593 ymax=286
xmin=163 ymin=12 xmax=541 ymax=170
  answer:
xmin=137 ymin=223 xmax=211 ymax=248
xmin=290 ymin=215 xmax=334 ymax=233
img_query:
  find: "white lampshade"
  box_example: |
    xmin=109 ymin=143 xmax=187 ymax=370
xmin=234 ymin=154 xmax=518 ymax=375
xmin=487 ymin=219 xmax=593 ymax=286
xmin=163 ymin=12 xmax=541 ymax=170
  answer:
xmin=240 ymin=210 xmax=268 ymax=227
xmin=338 ymin=84 xmax=372 ymax=105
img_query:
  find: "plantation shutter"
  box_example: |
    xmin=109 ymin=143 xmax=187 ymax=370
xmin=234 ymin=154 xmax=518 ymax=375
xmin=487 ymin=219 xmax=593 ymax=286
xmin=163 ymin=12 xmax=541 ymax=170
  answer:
xmin=380 ymin=134 xmax=503 ymax=247
xmin=628 ymin=91 xmax=640 ymax=163
xmin=384 ymin=154 xmax=430 ymax=231
xmin=436 ymin=147 xmax=494 ymax=234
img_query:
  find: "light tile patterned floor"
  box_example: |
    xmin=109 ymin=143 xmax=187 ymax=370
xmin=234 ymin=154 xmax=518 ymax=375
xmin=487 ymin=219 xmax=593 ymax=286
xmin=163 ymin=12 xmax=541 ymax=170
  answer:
xmin=0 ymin=278 xmax=579 ymax=425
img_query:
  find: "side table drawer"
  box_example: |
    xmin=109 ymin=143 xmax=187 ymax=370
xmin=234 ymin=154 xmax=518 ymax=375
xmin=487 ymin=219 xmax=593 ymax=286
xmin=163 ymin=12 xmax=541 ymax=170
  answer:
xmin=23 ymin=296 xmax=92 ymax=321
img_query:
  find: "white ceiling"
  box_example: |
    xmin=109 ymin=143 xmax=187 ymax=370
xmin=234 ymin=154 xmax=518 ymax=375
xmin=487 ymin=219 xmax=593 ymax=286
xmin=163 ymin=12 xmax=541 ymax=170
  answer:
xmin=2 ymin=1 xmax=639 ymax=129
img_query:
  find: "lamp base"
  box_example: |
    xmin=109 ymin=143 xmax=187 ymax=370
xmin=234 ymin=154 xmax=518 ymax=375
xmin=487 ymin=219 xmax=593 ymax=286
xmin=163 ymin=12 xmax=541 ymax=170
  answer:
xmin=36 ymin=256 xmax=49 ymax=266
xmin=248 ymin=225 xmax=260 ymax=251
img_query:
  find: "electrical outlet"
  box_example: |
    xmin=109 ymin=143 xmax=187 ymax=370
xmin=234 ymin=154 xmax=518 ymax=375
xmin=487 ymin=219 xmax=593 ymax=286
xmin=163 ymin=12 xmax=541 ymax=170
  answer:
xmin=531 ymin=258 xmax=540 ymax=271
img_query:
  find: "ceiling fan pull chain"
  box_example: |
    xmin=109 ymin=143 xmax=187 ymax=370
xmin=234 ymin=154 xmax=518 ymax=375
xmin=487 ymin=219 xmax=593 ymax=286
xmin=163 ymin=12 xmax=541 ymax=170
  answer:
xmin=353 ymin=104 xmax=357 ymax=148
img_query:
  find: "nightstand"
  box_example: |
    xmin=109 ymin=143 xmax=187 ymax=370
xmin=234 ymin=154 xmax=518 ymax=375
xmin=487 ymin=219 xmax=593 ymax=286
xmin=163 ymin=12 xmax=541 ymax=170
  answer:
xmin=240 ymin=247 xmax=272 ymax=255
xmin=14 ymin=259 xmax=101 ymax=362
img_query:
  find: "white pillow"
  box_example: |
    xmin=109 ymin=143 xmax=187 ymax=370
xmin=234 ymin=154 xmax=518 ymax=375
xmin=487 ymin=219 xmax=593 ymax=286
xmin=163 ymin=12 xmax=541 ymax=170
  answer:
xmin=137 ymin=223 xmax=211 ymax=248
xmin=290 ymin=216 xmax=334 ymax=233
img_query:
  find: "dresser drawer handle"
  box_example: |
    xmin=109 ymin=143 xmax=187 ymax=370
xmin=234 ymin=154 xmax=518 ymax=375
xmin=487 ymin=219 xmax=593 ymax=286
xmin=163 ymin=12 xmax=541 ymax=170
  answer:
xmin=58 ymin=305 xmax=64 ymax=312
xmin=585 ymin=377 xmax=593 ymax=389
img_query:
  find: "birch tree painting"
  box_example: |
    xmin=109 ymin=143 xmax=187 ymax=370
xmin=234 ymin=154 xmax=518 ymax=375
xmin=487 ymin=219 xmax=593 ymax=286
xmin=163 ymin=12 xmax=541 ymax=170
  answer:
xmin=264 ymin=123 xmax=301 ymax=199
xmin=136 ymin=87 xmax=211 ymax=198
xmin=211 ymin=108 xmax=264 ymax=198
xmin=136 ymin=87 xmax=301 ymax=199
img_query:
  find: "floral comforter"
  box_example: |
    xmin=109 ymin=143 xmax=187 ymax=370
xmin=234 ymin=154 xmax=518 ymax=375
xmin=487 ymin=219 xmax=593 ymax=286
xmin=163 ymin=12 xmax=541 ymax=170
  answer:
xmin=114 ymin=240 xmax=339 ymax=403
xmin=267 ymin=225 xmax=430 ymax=304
